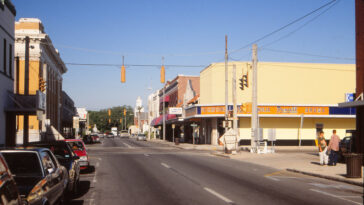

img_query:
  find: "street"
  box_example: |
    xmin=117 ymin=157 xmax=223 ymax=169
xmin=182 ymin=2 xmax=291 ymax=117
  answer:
xmin=69 ymin=137 xmax=363 ymax=205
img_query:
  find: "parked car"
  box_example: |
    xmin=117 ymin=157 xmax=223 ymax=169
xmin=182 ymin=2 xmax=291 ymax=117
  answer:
xmin=136 ymin=134 xmax=147 ymax=141
xmin=29 ymin=141 xmax=81 ymax=195
xmin=0 ymin=147 xmax=68 ymax=205
xmin=82 ymin=135 xmax=93 ymax=144
xmin=91 ymin=135 xmax=100 ymax=143
xmin=0 ymin=153 xmax=22 ymax=205
xmin=107 ymin=133 xmax=115 ymax=138
xmin=65 ymin=140 xmax=89 ymax=170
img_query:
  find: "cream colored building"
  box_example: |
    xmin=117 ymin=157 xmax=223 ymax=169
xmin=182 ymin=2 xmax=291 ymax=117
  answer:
xmin=185 ymin=62 xmax=356 ymax=145
xmin=14 ymin=18 xmax=67 ymax=143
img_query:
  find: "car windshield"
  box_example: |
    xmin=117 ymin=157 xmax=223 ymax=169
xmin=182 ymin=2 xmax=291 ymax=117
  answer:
xmin=2 ymin=152 xmax=42 ymax=177
xmin=67 ymin=141 xmax=85 ymax=151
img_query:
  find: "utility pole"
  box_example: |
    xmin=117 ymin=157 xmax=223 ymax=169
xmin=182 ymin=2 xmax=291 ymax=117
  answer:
xmin=24 ymin=36 xmax=30 ymax=146
xmin=251 ymin=44 xmax=258 ymax=152
xmin=162 ymin=57 xmax=166 ymax=141
xmin=224 ymin=35 xmax=229 ymax=132
xmin=233 ymin=64 xmax=238 ymax=134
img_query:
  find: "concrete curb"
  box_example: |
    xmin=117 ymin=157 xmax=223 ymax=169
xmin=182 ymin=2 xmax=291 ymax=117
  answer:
xmin=210 ymin=153 xmax=232 ymax=159
xmin=286 ymin=168 xmax=364 ymax=187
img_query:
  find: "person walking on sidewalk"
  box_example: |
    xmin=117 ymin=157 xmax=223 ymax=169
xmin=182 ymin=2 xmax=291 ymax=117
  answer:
xmin=328 ymin=130 xmax=341 ymax=166
xmin=317 ymin=131 xmax=329 ymax=165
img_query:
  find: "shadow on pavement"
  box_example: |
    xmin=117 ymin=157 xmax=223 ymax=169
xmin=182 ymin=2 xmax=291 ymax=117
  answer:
xmin=67 ymin=180 xmax=91 ymax=203
xmin=311 ymin=162 xmax=321 ymax=166
xmin=80 ymin=165 xmax=95 ymax=174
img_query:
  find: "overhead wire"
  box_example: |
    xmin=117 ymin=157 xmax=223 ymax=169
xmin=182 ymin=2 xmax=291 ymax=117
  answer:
xmin=229 ymin=0 xmax=337 ymax=54
xmin=260 ymin=48 xmax=355 ymax=61
xmin=260 ymin=0 xmax=340 ymax=48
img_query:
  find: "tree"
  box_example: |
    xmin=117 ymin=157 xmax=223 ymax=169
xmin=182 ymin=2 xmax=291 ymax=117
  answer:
xmin=89 ymin=106 xmax=134 ymax=132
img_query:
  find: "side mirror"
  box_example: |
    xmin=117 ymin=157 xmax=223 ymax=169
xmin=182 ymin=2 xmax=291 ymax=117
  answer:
xmin=73 ymin=156 xmax=80 ymax=160
xmin=47 ymin=168 xmax=54 ymax=174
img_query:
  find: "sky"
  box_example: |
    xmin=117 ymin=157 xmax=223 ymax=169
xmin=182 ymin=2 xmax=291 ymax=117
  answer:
xmin=13 ymin=0 xmax=355 ymax=110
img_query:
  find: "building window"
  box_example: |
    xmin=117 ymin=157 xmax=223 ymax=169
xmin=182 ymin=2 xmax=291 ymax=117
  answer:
xmin=3 ymin=38 xmax=6 ymax=74
xmin=9 ymin=44 xmax=12 ymax=78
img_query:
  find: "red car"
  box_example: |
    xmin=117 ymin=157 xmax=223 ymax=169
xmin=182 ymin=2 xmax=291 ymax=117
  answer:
xmin=65 ymin=139 xmax=89 ymax=170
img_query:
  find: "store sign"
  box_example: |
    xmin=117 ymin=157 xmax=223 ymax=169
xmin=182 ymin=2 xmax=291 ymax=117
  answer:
xmin=169 ymin=107 xmax=182 ymax=115
xmin=201 ymin=106 xmax=225 ymax=115
xmin=238 ymin=106 xmax=329 ymax=115
xmin=36 ymin=91 xmax=46 ymax=111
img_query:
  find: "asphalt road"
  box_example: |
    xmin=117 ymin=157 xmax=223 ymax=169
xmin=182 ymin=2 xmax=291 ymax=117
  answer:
xmin=68 ymin=137 xmax=363 ymax=205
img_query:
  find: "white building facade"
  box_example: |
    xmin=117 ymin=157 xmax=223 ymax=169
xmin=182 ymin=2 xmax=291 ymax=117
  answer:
xmin=0 ymin=0 xmax=16 ymax=146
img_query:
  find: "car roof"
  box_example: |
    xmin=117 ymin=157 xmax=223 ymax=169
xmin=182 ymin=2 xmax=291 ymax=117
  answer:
xmin=64 ymin=139 xmax=83 ymax=142
xmin=29 ymin=141 xmax=68 ymax=146
xmin=0 ymin=147 xmax=50 ymax=153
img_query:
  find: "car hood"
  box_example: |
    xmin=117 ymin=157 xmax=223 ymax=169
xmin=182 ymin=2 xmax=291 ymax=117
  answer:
xmin=14 ymin=176 xmax=43 ymax=196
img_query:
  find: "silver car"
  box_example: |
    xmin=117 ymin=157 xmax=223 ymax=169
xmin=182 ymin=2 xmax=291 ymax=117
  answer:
xmin=136 ymin=134 xmax=147 ymax=141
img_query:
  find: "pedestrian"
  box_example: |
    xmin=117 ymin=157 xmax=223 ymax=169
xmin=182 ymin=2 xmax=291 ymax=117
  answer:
xmin=328 ymin=130 xmax=341 ymax=166
xmin=317 ymin=131 xmax=329 ymax=165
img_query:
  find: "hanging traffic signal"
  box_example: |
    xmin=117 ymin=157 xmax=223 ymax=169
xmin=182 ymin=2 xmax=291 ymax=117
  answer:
xmin=120 ymin=118 xmax=122 ymax=123
xmin=108 ymin=118 xmax=111 ymax=124
xmin=108 ymin=109 xmax=111 ymax=116
xmin=160 ymin=65 xmax=165 ymax=83
xmin=121 ymin=65 xmax=126 ymax=83
xmin=124 ymin=108 xmax=126 ymax=116
xmin=239 ymin=77 xmax=244 ymax=90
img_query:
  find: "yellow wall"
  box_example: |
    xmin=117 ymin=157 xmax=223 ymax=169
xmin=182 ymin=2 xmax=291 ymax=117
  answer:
xmin=238 ymin=117 xmax=355 ymax=141
xmin=200 ymin=62 xmax=355 ymax=105
xmin=17 ymin=60 xmax=40 ymax=130
xmin=18 ymin=60 xmax=40 ymax=95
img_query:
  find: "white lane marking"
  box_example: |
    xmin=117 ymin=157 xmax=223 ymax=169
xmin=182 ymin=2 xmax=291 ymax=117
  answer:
xmin=144 ymin=154 xmax=149 ymax=157
xmin=310 ymin=189 xmax=362 ymax=205
xmin=204 ymin=187 xmax=234 ymax=204
xmin=88 ymin=191 xmax=96 ymax=205
xmin=161 ymin=162 xmax=170 ymax=169
xmin=265 ymin=176 xmax=280 ymax=181
xmin=122 ymin=142 xmax=133 ymax=148
xmin=92 ymin=171 xmax=97 ymax=183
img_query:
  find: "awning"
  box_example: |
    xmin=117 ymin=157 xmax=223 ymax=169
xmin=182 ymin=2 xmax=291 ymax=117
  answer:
xmin=160 ymin=95 xmax=170 ymax=103
xmin=151 ymin=114 xmax=177 ymax=126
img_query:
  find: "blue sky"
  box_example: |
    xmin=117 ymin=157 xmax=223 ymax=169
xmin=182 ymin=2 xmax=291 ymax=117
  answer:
xmin=13 ymin=0 xmax=355 ymax=110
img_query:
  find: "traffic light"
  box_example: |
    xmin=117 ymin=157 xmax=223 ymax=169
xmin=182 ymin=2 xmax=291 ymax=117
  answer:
xmin=123 ymin=108 xmax=126 ymax=116
xmin=39 ymin=77 xmax=46 ymax=92
xmin=108 ymin=109 xmax=111 ymax=116
xmin=239 ymin=77 xmax=244 ymax=90
xmin=108 ymin=118 xmax=111 ymax=124
xmin=243 ymin=74 xmax=248 ymax=88
xmin=121 ymin=65 xmax=126 ymax=83
xmin=160 ymin=65 xmax=165 ymax=83
xmin=120 ymin=118 xmax=122 ymax=123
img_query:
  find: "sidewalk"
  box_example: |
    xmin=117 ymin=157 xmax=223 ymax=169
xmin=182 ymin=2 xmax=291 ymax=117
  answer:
xmin=150 ymin=139 xmax=363 ymax=187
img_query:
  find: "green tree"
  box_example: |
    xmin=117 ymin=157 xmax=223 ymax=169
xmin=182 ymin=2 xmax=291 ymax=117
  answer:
xmin=89 ymin=106 xmax=134 ymax=133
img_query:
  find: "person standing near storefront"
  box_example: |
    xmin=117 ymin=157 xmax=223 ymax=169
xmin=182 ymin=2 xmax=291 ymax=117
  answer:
xmin=318 ymin=131 xmax=329 ymax=165
xmin=328 ymin=130 xmax=341 ymax=166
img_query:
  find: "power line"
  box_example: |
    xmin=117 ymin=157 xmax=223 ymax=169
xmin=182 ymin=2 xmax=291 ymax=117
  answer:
xmin=65 ymin=62 xmax=206 ymax=68
xmin=230 ymin=0 xmax=337 ymax=54
xmin=260 ymin=0 xmax=340 ymax=48
xmin=261 ymin=48 xmax=355 ymax=61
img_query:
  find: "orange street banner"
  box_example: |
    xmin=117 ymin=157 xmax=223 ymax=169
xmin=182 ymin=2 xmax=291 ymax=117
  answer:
xmin=238 ymin=106 xmax=329 ymax=115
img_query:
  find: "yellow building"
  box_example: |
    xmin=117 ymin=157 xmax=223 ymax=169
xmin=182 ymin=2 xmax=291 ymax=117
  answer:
xmin=14 ymin=18 xmax=67 ymax=143
xmin=185 ymin=62 xmax=356 ymax=145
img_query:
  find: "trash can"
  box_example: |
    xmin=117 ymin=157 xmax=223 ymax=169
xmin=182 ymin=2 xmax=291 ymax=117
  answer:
xmin=175 ymin=138 xmax=179 ymax=145
xmin=344 ymin=153 xmax=363 ymax=178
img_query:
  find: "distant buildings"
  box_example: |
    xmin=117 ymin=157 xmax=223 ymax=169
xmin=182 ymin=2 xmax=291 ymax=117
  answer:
xmin=149 ymin=62 xmax=355 ymax=146
xmin=0 ymin=0 xmax=16 ymax=146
